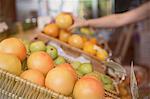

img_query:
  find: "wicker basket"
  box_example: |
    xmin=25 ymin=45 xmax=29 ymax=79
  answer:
xmin=0 ymin=68 xmax=72 ymax=99
xmin=0 ymin=68 xmax=120 ymax=99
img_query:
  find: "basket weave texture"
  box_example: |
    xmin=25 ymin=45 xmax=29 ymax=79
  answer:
xmin=0 ymin=68 xmax=120 ymax=99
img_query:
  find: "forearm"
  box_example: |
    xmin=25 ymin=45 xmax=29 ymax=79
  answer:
xmin=86 ymin=2 xmax=150 ymax=28
xmin=86 ymin=14 xmax=122 ymax=28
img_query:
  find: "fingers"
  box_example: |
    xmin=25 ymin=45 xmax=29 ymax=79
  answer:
xmin=68 ymin=24 xmax=76 ymax=31
xmin=68 ymin=16 xmax=87 ymax=31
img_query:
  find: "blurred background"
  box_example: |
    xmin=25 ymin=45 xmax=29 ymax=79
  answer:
xmin=0 ymin=0 xmax=150 ymax=98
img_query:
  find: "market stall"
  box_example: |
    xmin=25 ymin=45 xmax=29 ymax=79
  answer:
xmin=0 ymin=0 xmax=149 ymax=99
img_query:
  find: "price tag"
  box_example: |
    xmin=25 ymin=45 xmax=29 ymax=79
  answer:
xmin=0 ymin=22 xmax=8 ymax=33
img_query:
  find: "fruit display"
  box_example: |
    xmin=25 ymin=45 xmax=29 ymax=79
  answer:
xmin=0 ymin=37 xmax=119 ymax=99
xmin=42 ymin=12 xmax=109 ymax=62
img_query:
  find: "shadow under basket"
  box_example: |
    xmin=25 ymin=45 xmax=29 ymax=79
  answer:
xmin=0 ymin=68 xmax=120 ymax=99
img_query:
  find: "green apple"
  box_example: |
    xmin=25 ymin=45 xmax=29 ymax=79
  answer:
xmin=76 ymin=70 xmax=84 ymax=78
xmin=77 ymin=63 xmax=93 ymax=75
xmin=86 ymin=71 xmax=101 ymax=81
xmin=54 ymin=56 xmax=66 ymax=65
xmin=100 ymin=74 xmax=113 ymax=84
xmin=70 ymin=61 xmax=81 ymax=70
xmin=46 ymin=45 xmax=58 ymax=59
xmin=30 ymin=41 xmax=46 ymax=53
xmin=104 ymin=84 xmax=115 ymax=91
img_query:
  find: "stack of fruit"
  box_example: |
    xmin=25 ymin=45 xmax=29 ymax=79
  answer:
xmin=0 ymin=37 xmax=117 ymax=99
xmin=43 ymin=12 xmax=109 ymax=61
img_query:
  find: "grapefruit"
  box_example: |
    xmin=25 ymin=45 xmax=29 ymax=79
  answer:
xmin=73 ymin=76 xmax=105 ymax=99
xmin=20 ymin=69 xmax=45 ymax=86
xmin=0 ymin=38 xmax=26 ymax=61
xmin=0 ymin=53 xmax=22 ymax=75
xmin=27 ymin=51 xmax=54 ymax=75
xmin=45 ymin=63 xmax=77 ymax=95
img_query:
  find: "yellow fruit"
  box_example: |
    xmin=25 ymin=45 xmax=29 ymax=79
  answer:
xmin=68 ymin=34 xmax=84 ymax=49
xmin=0 ymin=38 xmax=26 ymax=61
xmin=55 ymin=13 xmax=73 ymax=29
xmin=89 ymin=38 xmax=97 ymax=44
xmin=0 ymin=53 xmax=22 ymax=75
xmin=27 ymin=51 xmax=54 ymax=75
xmin=20 ymin=69 xmax=45 ymax=86
xmin=45 ymin=63 xmax=77 ymax=95
xmin=73 ymin=76 xmax=105 ymax=99
xmin=80 ymin=27 xmax=93 ymax=35
xmin=96 ymin=48 xmax=108 ymax=61
xmin=43 ymin=24 xmax=60 ymax=37
xmin=59 ymin=30 xmax=71 ymax=42
xmin=83 ymin=42 xmax=96 ymax=55
xmin=82 ymin=36 xmax=88 ymax=43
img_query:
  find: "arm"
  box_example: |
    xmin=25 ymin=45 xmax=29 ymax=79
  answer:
xmin=69 ymin=2 xmax=150 ymax=29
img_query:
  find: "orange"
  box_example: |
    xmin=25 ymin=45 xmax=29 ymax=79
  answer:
xmin=59 ymin=30 xmax=71 ymax=42
xmin=89 ymin=38 xmax=97 ymax=44
xmin=82 ymin=36 xmax=88 ymax=43
xmin=96 ymin=47 xmax=108 ymax=61
xmin=43 ymin=24 xmax=60 ymax=37
xmin=83 ymin=41 xmax=96 ymax=55
xmin=55 ymin=12 xmax=73 ymax=29
xmin=68 ymin=34 xmax=84 ymax=49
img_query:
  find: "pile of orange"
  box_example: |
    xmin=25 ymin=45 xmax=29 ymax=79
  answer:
xmin=43 ymin=12 xmax=109 ymax=61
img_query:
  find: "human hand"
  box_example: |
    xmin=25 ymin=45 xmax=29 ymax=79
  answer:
xmin=68 ymin=17 xmax=88 ymax=31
